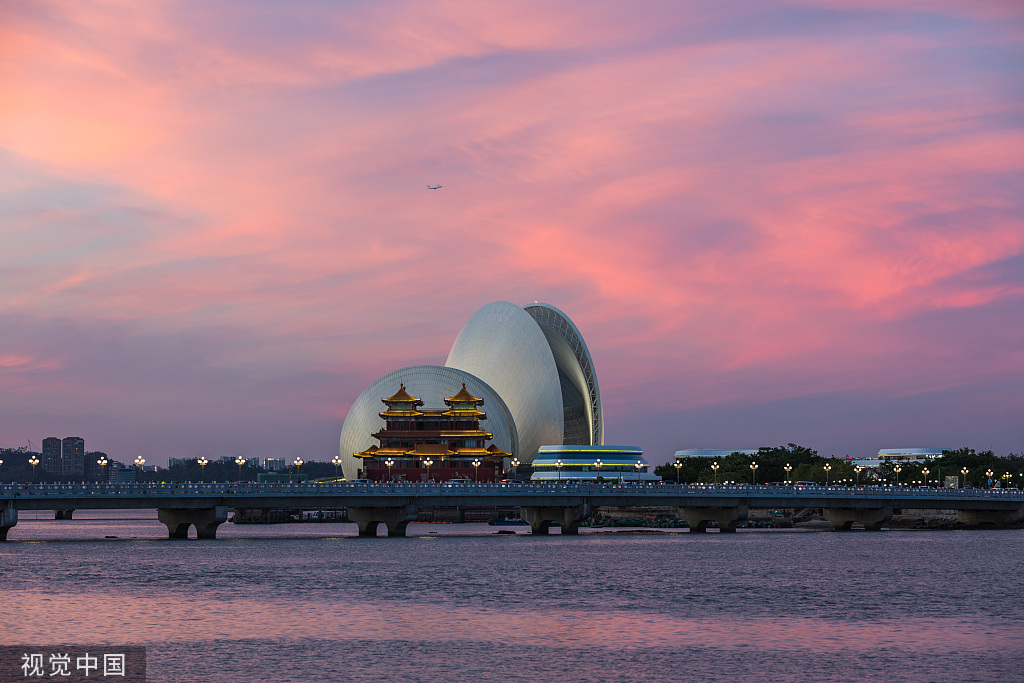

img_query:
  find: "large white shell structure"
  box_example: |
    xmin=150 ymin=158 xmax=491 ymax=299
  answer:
xmin=339 ymin=301 xmax=602 ymax=472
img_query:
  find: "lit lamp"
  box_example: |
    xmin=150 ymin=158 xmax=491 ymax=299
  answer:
xmin=509 ymin=457 xmax=520 ymax=478
xmin=749 ymin=462 xmax=758 ymax=485
xmin=332 ymin=456 xmax=342 ymax=479
xmin=29 ymin=455 xmax=40 ymax=482
xmin=134 ymin=456 xmax=145 ymax=482
xmin=235 ymin=456 xmax=246 ymax=481
xmin=594 ymin=459 xmax=603 ymax=483
xmin=97 ymin=457 xmax=108 ymax=483
xmin=921 ymin=467 xmax=929 ymax=487
xmin=854 ymin=465 xmax=862 ymax=486
xmin=893 ymin=465 xmax=901 ymax=487
xmin=555 ymin=459 xmax=563 ymax=482
xmin=424 ymin=458 xmax=434 ymax=482
xmin=784 ymin=463 xmax=792 ymax=484
xmin=384 ymin=458 xmax=395 ymax=482
xmin=635 ymin=460 xmax=644 ymax=484
xmin=1004 ymin=472 xmax=1013 ymax=489
xmin=674 ymin=459 xmax=682 ymax=485
xmin=961 ymin=467 xmax=969 ymax=488
xmin=824 ymin=463 xmax=832 ymax=486
xmin=472 ymin=458 xmax=481 ymax=483
xmin=293 ymin=458 xmax=303 ymax=482
xmin=711 ymin=461 xmax=720 ymax=485
xmin=986 ymin=469 xmax=994 ymax=488
xmin=198 ymin=457 xmax=208 ymax=483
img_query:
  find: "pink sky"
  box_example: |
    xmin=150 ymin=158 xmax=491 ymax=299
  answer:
xmin=2 ymin=0 xmax=1022 ymax=465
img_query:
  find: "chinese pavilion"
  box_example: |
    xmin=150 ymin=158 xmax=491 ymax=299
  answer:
xmin=354 ymin=383 xmax=511 ymax=482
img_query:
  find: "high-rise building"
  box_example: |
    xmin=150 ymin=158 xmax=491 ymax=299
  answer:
xmin=264 ymin=458 xmax=285 ymax=471
xmin=61 ymin=437 xmax=85 ymax=477
xmin=42 ymin=437 xmax=62 ymax=475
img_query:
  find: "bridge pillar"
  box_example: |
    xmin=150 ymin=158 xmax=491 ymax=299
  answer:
xmin=158 ymin=506 xmax=228 ymax=539
xmin=677 ymin=505 xmax=747 ymax=533
xmin=520 ymin=505 xmax=590 ymax=535
xmin=347 ymin=505 xmax=419 ymax=537
xmin=1 ymin=508 xmax=16 ymax=542
xmin=54 ymin=510 xmax=75 ymax=520
xmin=823 ymin=506 xmax=892 ymax=531
xmin=956 ymin=506 xmax=1024 ymax=526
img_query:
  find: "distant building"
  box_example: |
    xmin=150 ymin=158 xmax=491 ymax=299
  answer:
xmin=168 ymin=457 xmax=190 ymax=468
xmin=42 ymin=437 xmax=62 ymax=475
xmin=61 ymin=437 xmax=85 ymax=477
xmin=853 ymin=448 xmax=947 ymax=468
xmin=674 ymin=449 xmax=758 ymax=459
xmin=84 ymin=451 xmax=108 ymax=481
xmin=264 ymin=458 xmax=286 ymax=471
xmin=531 ymin=445 xmax=659 ymax=482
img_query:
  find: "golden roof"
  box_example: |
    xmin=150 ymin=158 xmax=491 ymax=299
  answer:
xmin=445 ymin=383 xmax=484 ymax=405
xmin=382 ymin=383 xmax=424 ymax=406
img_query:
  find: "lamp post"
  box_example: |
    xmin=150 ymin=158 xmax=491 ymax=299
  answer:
xmin=472 ymin=458 xmax=481 ymax=483
xmin=97 ymin=457 xmax=108 ymax=483
xmin=594 ymin=459 xmax=603 ymax=483
xmin=134 ymin=456 xmax=145 ymax=482
xmin=854 ymin=465 xmax=862 ymax=486
xmin=29 ymin=455 xmax=39 ymax=482
xmin=332 ymin=456 xmax=342 ymax=479
xmin=921 ymin=467 xmax=929 ymax=487
xmin=784 ymin=463 xmax=792 ymax=484
xmin=384 ymin=458 xmax=395 ymax=482
xmin=293 ymin=458 xmax=303 ymax=483
xmin=235 ymin=456 xmax=245 ymax=482
xmin=1004 ymin=472 xmax=1013 ymax=489
xmin=424 ymin=458 xmax=433 ymax=482
xmin=555 ymin=459 xmax=563 ymax=482
xmin=893 ymin=465 xmax=901 ymax=487
xmin=749 ymin=462 xmax=758 ymax=486
xmin=509 ymin=457 xmax=520 ymax=479
xmin=824 ymin=463 xmax=832 ymax=486
xmin=198 ymin=457 xmax=208 ymax=483
xmin=986 ymin=469 xmax=994 ymax=488
xmin=674 ymin=459 xmax=682 ymax=485
xmin=635 ymin=460 xmax=644 ymax=483
xmin=961 ymin=467 xmax=969 ymax=488
xmin=711 ymin=461 xmax=720 ymax=485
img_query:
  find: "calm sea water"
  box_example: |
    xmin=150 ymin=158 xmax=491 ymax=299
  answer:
xmin=1 ymin=511 xmax=1022 ymax=682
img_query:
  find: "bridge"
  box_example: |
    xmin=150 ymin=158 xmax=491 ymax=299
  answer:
xmin=2 ymin=481 xmax=1022 ymax=539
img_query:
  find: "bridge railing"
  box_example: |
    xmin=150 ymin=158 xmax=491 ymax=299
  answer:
xmin=2 ymin=481 xmax=1022 ymax=501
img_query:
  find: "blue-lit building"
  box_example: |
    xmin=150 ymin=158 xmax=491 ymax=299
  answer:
xmin=674 ymin=449 xmax=758 ymax=459
xmin=530 ymin=445 xmax=659 ymax=482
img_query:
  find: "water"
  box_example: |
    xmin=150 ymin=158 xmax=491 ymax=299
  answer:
xmin=1 ymin=512 xmax=1022 ymax=682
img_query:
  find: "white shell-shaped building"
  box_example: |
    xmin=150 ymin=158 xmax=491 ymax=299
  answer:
xmin=338 ymin=302 xmax=602 ymax=479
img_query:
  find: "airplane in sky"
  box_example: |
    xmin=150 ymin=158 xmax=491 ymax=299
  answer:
xmin=427 ymin=184 xmax=442 ymax=190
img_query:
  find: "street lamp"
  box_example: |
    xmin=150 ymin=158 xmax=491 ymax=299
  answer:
xmin=29 ymin=455 xmax=39 ymax=482
xmin=424 ymin=458 xmax=433 ymax=482
xmin=893 ymin=465 xmax=901 ymax=487
xmin=293 ymin=458 xmax=303 ymax=483
xmin=332 ymin=456 xmax=342 ymax=479
xmin=824 ymin=463 xmax=832 ymax=486
xmin=235 ymin=456 xmax=246 ymax=481
xmin=509 ymin=457 xmax=520 ymax=479
xmin=854 ymin=465 xmax=862 ymax=486
xmin=784 ymin=463 xmax=792 ymax=484
xmin=674 ymin=459 xmax=682 ymax=485
xmin=921 ymin=467 xmax=929 ymax=487
xmin=1004 ymin=472 xmax=1013 ymax=488
xmin=97 ymin=457 xmax=108 ymax=483
xmin=384 ymin=458 xmax=395 ymax=482
xmin=749 ymin=462 xmax=758 ymax=485
xmin=961 ymin=467 xmax=969 ymax=488
xmin=986 ymin=469 xmax=994 ymax=488
xmin=134 ymin=456 xmax=145 ymax=482
xmin=198 ymin=457 xmax=208 ymax=483
xmin=472 ymin=458 xmax=481 ymax=483
xmin=555 ymin=459 xmax=563 ymax=482
xmin=711 ymin=461 xmax=720 ymax=485
xmin=594 ymin=459 xmax=603 ymax=483
xmin=635 ymin=460 xmax=644 ymax=483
